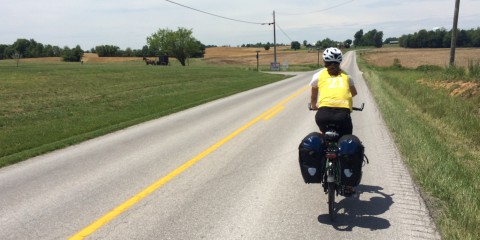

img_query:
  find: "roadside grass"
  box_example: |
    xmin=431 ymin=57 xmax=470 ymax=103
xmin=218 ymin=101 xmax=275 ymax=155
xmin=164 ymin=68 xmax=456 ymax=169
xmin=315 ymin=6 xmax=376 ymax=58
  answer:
xmin=357 ymin=53 xmax=480 ymax=240
xmin=0 ymin=59 xmax=288 ymax=167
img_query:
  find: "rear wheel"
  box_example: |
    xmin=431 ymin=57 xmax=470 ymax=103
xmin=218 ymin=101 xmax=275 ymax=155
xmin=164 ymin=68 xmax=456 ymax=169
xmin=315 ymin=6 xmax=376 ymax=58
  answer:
xmin=328 ymin=182 xmax=336 ymax=221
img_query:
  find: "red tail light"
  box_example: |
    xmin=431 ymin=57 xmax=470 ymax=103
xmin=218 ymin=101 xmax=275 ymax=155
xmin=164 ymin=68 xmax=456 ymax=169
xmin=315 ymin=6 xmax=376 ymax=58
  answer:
xmin=325 ymin=153 xmax=337 ymax=159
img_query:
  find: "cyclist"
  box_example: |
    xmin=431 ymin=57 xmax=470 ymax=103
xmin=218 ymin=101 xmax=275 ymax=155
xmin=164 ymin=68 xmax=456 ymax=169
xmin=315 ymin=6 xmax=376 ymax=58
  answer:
xmin=309 ymin=47 xmax=357 ymax=137
xmin=309 ymin=47 xmax=358 ymax=196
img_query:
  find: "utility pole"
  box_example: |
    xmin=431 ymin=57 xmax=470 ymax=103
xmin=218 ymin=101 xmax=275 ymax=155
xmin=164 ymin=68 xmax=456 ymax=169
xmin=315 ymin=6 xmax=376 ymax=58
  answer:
xmin=273 ymin=10 xmax=277 ymax=66
xmin=267 ymin=11 xmax=278 ymax=70
xmin=450 ymin=0 xmax=460 ymax=66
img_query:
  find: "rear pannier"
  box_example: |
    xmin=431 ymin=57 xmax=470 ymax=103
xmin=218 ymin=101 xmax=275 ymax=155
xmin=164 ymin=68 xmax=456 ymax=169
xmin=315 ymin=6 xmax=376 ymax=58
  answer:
xmin=338 ymin=134 xmax=365 ymax=187
xmin=298 ymin=132 xmax=326 ymax=184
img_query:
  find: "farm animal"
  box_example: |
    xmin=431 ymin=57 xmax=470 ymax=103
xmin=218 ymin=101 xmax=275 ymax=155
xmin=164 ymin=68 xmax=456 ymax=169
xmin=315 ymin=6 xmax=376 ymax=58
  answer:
xmin=142 ymin=57 xmax=156 ymax=65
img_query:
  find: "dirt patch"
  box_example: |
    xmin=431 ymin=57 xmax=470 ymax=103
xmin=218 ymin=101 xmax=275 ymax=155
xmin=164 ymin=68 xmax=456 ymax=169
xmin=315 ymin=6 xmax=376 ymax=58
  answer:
xmin=417 ymin=79 xmax=480 ymax=97
xmin=362 ymin=48 xmax=480 ymax=68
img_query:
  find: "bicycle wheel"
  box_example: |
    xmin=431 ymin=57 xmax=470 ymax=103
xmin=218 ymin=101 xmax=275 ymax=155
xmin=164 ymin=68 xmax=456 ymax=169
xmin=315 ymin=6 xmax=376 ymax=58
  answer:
xmin=328 ymin=182 xmax=336 ymax=221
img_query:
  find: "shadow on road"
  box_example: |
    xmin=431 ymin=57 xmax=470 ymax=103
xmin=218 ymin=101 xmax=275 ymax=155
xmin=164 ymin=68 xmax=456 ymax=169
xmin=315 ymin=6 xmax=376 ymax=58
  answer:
xmin=317 ymin=185 xmax=393 ymax=231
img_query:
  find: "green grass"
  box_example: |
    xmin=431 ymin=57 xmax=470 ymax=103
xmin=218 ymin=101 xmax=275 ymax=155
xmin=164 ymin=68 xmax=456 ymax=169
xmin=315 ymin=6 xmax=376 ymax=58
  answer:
xmin=0 ymin=59 xmax=288 ymax=167
xmin=357 ymin=53 xmax=480 ymax=240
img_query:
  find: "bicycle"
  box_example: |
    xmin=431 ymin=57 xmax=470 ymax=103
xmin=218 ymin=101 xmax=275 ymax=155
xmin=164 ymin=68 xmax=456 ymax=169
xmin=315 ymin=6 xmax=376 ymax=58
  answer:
xmin=308 ymin=103 xmax=366 ymax=221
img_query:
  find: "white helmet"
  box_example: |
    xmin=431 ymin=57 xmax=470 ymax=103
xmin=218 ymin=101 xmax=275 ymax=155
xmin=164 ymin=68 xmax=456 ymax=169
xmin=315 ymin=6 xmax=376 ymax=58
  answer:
xmin=323 ymin=47 xmax=343 ymax=63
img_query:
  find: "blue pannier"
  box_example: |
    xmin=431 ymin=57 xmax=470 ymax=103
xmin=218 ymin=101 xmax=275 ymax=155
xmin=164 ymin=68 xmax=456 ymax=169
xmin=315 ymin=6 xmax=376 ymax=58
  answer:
xmin=338 ymin=134 xmax=364 ymax=187
xmin=298 ymin=132 xmax=326 ymax=184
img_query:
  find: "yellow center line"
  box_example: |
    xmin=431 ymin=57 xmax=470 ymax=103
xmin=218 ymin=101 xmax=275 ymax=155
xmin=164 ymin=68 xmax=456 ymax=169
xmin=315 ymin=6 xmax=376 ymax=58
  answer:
xmin=69 ymin=85 xmax=310 ymax=240
xmin=263 ymin=105 xmax=285 ymax=120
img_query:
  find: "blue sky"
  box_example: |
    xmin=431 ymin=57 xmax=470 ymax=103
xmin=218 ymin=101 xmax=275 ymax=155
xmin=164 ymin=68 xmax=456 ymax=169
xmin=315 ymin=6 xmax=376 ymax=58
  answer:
xmin=1 ymin=0 xmax=479 ymax=50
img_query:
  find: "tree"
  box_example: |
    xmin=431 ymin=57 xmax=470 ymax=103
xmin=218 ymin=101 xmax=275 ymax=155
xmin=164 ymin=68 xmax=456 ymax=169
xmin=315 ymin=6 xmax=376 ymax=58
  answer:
xmin=190 ymin=40 xmax=205 ymax=58
xmin=0 ymin=44 xmax=8 ymax=60
xmin=344 ymin=39 xmax=353 ymax=48
xmin=353 ymin=29 xmax=383 ymax=48
xmin=12 ymin=39 xmax=30 ymax=57
xmin=62 ymin=45 xmax=83 ymax=62
xmin=353 ymin=29 xmax=363 ymax=46
xmin=362 ymin=29 xmax=377 ymax=46
xmin=398 ymin=28 xmax=480 ymax=48
xmin=264 ymin=43 xmax=270 ymax=51
xmin=291 ymin=41 xmax=301 ymax=50
xmin=320 ymin=38 xmax=336 ymax=49
xmin=147 ymin=27 xmax=202 ymax=66
xmin=95 ymin=45 xmax=120 ymax=57
xmin=373 ymin=31 xmax=384 ymax=48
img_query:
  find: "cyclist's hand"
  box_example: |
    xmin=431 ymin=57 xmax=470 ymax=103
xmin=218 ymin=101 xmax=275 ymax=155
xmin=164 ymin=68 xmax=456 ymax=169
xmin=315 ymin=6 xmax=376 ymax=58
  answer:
xmin=310 ymin=103 xmax=318 ymax=110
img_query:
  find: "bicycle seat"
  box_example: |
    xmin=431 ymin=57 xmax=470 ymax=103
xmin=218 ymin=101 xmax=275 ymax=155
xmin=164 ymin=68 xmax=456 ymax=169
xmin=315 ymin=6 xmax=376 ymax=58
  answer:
xmin=324 ymin=124 xmax=340 ymax=141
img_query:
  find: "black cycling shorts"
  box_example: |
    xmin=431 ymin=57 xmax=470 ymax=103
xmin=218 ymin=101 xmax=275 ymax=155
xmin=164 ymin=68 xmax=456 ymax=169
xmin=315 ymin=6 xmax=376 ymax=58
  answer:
xmin=315 ymin=107 xmax=353 ymax=136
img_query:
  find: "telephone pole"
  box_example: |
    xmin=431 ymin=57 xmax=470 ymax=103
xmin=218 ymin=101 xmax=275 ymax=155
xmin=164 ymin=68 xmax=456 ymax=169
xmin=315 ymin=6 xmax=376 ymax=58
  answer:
xmin=273 ymin=10 xmax=277 ymax=66
xmin=267 ymin=11 xmax=278 ymax=70
xmin=449 ymin=0 xmax=460 ymax=66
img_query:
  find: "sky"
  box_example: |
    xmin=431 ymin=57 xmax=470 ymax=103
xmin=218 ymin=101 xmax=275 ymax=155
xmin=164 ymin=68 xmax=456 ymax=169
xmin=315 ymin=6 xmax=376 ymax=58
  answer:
xmin=1 ymin=0 xmax=480 ymax=50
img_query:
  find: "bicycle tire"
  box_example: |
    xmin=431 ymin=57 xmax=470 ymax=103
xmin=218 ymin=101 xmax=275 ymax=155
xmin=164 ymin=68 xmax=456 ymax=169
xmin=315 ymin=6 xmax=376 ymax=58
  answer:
xmin=328 ymin=182 xmax=336 ymax=221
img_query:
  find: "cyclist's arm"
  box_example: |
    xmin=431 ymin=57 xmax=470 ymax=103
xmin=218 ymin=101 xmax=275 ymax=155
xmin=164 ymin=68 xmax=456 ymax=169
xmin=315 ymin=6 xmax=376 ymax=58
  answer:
xmin=310 ymin=87 xmax=319 ymax=110
xmin=350 ymin=85 xmax=357 ymax=97
xmin=348 ymin=75 xmax=357 ymax=97
xmin=309 ymin=71 xmax=322 ymax=109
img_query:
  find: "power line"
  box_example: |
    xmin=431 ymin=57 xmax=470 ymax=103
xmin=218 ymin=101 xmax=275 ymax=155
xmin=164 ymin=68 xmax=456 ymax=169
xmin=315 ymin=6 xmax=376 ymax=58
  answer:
xmin=278 ymin=0 xmax=355 ymax=15
xmin=274 ymin=1 xmax=356 ymax=43
xmin=276 ymin=23 xmax=293 ymax=42
xmin=164 ymin=0 xmax=272 ymax=25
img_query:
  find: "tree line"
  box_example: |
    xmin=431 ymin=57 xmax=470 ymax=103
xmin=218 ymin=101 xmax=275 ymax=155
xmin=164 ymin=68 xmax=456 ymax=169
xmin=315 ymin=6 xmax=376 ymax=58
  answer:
xmin=399 ymin=27 xmax=480 ymax=48
xmin=0 ymin=28 xmax=207 ymax=65
xmin=0 ymin=39 xmax=83 ymax=62
xmin=354 ymin=29 xmax=384 ymax=48
xmin=286 ymin=29 xmax=383 ymax=51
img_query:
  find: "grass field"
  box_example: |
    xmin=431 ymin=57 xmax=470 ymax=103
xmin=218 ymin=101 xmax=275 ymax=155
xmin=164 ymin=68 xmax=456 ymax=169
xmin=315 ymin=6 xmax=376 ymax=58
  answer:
xmin=358 ymin=51 xmax=480 ymax=240
xmin=0 ymin=59 xmax=288 ymax=167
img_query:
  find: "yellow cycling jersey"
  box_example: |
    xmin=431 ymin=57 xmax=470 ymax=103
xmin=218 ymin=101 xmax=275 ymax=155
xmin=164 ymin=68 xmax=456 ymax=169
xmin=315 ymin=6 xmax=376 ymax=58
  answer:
xmin=317 ymin=70 xmax=352 ymax=110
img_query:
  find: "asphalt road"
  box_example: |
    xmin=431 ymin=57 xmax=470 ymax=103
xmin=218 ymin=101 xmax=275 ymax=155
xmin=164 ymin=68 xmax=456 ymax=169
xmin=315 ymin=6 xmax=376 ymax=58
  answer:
xmin=0 ymin=52 xmax=441 ymax=239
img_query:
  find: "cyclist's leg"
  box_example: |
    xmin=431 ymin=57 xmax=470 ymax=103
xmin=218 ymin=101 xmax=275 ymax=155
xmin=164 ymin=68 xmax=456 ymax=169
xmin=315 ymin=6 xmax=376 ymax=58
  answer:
xmin=331 ymin=109 xmax=352 ymax=136
xmin=315 ymin=107 xmax=333 ymax=133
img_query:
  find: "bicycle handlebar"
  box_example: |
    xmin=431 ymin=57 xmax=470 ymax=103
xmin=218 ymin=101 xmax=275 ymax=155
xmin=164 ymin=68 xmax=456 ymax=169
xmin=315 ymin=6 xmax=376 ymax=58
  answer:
xmin=308 ymin=103 xmax=365 ymax=111
xmin=352 ymin=103 xmax=365 ymax=111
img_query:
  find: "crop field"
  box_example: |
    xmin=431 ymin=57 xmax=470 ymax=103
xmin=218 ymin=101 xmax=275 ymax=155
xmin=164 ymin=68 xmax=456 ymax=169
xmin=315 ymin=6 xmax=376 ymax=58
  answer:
xmin=203 ymin=46 xmax=320 ymax=66
xmin=361 ymin=47 xmax=480 ymax=68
